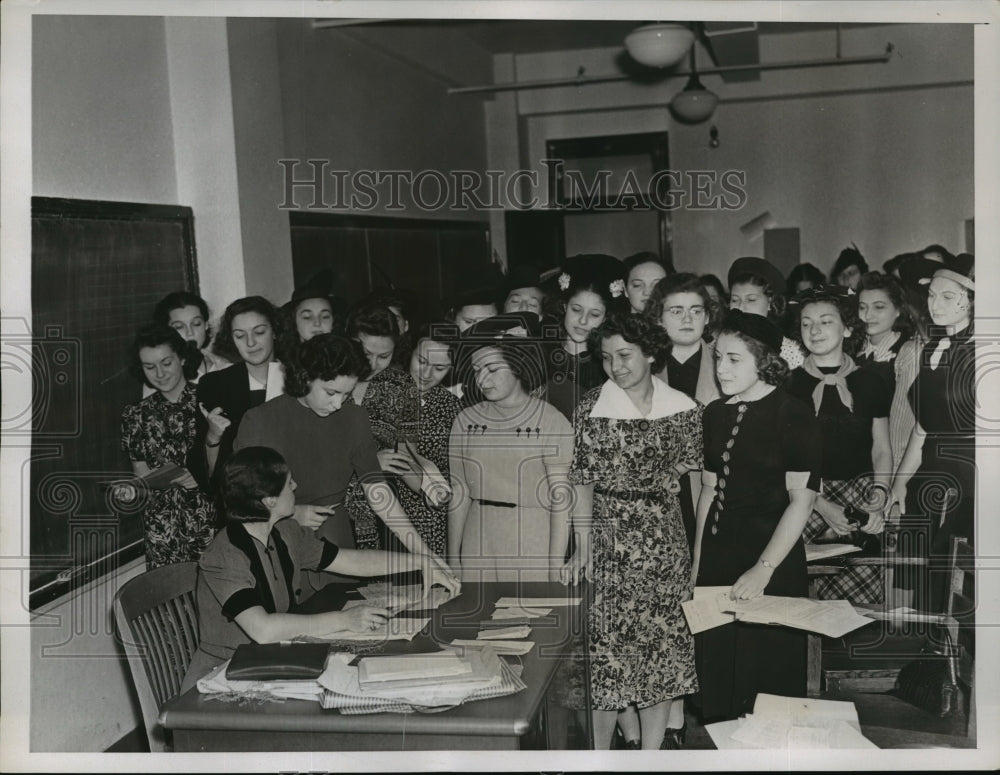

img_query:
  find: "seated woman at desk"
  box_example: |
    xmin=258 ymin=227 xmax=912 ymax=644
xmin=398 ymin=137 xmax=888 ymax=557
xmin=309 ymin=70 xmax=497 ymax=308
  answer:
xmin=181 ymin=446 xmax=460 ymax=692
xmin=693 ymin=310 xmax=821 ymax=721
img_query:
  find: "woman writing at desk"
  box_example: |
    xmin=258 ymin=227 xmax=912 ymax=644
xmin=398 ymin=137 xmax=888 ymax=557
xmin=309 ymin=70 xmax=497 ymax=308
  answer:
xmin=182 ymin=446 xmax=460 ymax=692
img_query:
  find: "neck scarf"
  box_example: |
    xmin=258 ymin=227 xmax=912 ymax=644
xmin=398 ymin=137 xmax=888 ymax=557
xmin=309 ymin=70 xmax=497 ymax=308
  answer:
xmin=859 ymin=330 xmax=900 ymax=362
xmin=802 ymin=353 xmax=858 ymax=414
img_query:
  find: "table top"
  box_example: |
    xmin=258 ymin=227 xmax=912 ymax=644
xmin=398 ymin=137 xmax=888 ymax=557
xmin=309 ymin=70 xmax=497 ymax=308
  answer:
xmin=159 ymin=581 xmax=580 ymax=738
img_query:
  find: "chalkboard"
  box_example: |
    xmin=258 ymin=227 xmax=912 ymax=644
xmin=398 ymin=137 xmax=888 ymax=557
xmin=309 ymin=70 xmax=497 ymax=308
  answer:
xmin=29 ymin=198 xmax=198 ymax=608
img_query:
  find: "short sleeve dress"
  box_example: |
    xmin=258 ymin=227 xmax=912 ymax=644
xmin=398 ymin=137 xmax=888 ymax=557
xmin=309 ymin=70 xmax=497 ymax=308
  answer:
xmin=695 ymin=387 xmax=821 ymax=721
xmin=120 ymin=383 xmax=216 ymax=569
xmin=569 ymin=378 xmax=702 ymax=710
xmin=448 ymin=395 xmax=573 ymax=583
xmin=180 ymin=518 xmax=341 ymax=692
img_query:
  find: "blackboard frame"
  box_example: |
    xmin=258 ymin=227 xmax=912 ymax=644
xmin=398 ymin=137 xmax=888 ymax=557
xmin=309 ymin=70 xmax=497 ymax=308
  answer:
xmin=29 ymin=197 xmax=199 ymax=610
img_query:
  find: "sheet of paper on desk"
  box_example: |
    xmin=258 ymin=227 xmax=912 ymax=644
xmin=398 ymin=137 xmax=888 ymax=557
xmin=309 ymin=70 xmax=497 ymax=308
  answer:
xmin=451 ymin=639 xmax=535 ymax=655
xmin=681 ymin=591 xmax=736 ymax=634
xmin=753 ymin=693 xmax=860 ymax=727
xmin=494 ymin=596 xmax=582 ymax=607
xmin=805 ymin=542 xmax=862 ymax=562
xmin=314 ymin=617 xmax=431 ymax=642
xmin=492 ymin=606 xmax=551 ymax=619
xmin=477 ymin=625 xmax=531 ymax=640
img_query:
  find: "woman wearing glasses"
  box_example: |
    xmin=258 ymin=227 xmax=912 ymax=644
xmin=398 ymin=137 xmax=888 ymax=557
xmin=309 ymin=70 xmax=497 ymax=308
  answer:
xmin=645 ymin=273 xmax=721 ymax=552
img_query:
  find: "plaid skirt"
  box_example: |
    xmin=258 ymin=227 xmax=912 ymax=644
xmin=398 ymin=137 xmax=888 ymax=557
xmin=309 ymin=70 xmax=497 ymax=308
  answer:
xmin=803 ymin=477 xmax=884 ymax=605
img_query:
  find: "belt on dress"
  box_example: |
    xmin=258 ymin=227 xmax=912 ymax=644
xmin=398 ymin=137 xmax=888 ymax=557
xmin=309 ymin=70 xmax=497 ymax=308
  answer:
xmin=472 ymin=497 xmax=517 ymax=509
xmin=593 ymin=487 xmax=660 ymax=502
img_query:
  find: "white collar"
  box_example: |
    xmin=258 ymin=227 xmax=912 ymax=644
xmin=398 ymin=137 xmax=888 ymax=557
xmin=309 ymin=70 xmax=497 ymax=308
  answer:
xmin=248 ymin=361 xmax=285 ymax=400
xmin=589 ymin=375 xmax=695 ymax=420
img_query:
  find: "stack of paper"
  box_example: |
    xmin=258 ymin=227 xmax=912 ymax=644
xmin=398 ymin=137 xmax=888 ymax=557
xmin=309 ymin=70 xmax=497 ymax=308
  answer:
xmin=705 ymin=693 xmax=877 ymax=750
xmin=494 ymin=596 xmax=581 ymax=608
xmin=358 ymin=653 xmax=472 ymax=685
xmin=196 ymin=660 xmax=327 ymax=702
xmin=492 ymin=606 xmax=551 ymax=620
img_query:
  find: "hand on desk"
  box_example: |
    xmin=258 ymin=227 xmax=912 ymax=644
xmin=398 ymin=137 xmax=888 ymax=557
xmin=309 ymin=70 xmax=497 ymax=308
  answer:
xmin=424 ymin=561 xmax=461 ymax=599
xmin=341 ymin=604 xmax=390 ymax=633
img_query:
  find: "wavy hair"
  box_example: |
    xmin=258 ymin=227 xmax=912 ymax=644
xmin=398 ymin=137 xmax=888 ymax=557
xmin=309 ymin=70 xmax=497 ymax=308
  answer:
xmin=129 ymin=324 xmax=199 ymax=386
xmin=592 ymin=312 xmax=672 ymax=374
xmin=643 ymin=272 xmax=721 ymax=341
xmin=284 ymin=334 xmax=371 ymax=398
xmin=716 ymin=327 xmax=790 ymax=387
xmin=857 ymin=271 xmax=918 ymax=338
xmin=212 ymin=296 xmax=285 ymax=364
xmin=153 ymin=291 xmax=212 ymax=348
xmin=792 ymin=289 xmax=866 ymax=357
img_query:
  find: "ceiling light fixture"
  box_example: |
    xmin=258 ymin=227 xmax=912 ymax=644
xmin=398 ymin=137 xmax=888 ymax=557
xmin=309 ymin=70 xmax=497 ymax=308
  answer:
xmin=669 ymin=48 xmax=718 ymax=124
xmin=624 ymin=23 xmax=694 ymax=68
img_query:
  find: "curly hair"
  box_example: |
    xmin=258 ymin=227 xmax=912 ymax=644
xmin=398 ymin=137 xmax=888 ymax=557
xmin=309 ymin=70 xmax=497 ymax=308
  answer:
xmin=643 ymin=272 xmax=721 ymax=340
xmin=129 ymin=324 xmax=200 ymax=386
xmin=857 ymin=271 xmax=917 ymax=338
xmin=212 ymin=296 xmax=285 ymax=364
xmin=591 ymin=312 xmax=672 ymax=374
xmin=221 ymin=446 xmax=290 ymax=522
xmin=717 ymin=328 xmax=790 ymax=387
xmin=792 ymin=290 xmax=866 ymax=357
xmin=729 ymin=271 xmax=786 ymax=322
xmin=284 ymin=334 xmax=371 ymax=398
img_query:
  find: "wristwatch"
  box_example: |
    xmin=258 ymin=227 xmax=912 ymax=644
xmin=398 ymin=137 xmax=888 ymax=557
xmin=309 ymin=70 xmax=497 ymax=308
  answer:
xmin=758 ymin=559 xmax=774 ymax=570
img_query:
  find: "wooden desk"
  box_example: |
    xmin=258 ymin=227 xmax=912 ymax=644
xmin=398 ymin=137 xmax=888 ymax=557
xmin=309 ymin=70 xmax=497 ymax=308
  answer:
xmin=159 ymin=581 xmax=581 ymax=751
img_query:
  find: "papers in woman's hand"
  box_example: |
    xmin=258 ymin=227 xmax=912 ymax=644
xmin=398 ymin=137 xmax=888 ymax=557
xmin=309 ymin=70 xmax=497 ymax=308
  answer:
xmin=682 ymin=588 xmax=874 ymax=638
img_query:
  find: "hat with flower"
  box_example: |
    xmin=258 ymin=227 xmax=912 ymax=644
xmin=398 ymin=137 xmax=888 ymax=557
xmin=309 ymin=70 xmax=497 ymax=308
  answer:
xmin=551 ymin=253 xmax=628 ymax=308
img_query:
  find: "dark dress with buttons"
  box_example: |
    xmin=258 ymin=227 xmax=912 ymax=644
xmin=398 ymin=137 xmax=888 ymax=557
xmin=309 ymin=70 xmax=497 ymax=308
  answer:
xmin=695 ymin=387 xmax=822 ymax=721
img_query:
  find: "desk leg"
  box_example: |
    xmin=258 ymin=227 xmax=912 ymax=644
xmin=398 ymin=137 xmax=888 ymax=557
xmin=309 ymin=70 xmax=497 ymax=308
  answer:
xmin=807 ymin=633 xmax=822 ymax=697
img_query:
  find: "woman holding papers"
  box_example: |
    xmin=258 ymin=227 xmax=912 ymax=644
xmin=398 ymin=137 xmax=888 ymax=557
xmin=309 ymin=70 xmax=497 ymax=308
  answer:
xmin=447 ymin=313 xmax=575 ymax=583
xmin=350 ymin=322 xmax=462 ymax=556
xmin=565 ymin=313 xmax=702 ymax=749
xmin=181 ymin=446 xmax=460 ymax=692
xmin=120 ymin=324 xmax=216 ymax=568
xmin=693 ymin=309 xmax=821 ymax=721
xmin=234 ymin=334 xmax=448 ymax=579
xmin=786 ymin=286 xmax=891 ymax=605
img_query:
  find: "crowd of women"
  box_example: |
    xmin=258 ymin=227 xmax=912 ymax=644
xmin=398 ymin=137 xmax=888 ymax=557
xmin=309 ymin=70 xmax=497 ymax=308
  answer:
xmin=120 ymin=242 xmax=976 ymax=747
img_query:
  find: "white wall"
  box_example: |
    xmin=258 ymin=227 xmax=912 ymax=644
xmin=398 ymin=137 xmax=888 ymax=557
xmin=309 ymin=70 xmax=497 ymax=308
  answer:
xmin=503 ymin=23 xmax=974 ymax=279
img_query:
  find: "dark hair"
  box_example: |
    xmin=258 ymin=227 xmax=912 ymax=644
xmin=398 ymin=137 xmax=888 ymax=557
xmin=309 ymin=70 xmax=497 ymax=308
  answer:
xmin=729 ymin=271 xmax=786 ymax=321
xmin=830 ymin=245 xmax=869 ymax=284
xmin=716 ymin=327 xmax=789 ymax=387
xmin=700 ymin=274 xmax=727 ymax=303
xmin=413 ymin=321 xmax=460 ymax=364
xmin=129 ymin=324 xmax=199 ymax=386
xmin=284 ymin=334 xmax=371 ymax=397
xmin=643 ymin=272 xmax=721 ymax=341
xmin=624 ymin=251 xmax=674 ymax=278
xmin=856 ymin=271 xmax=916 ymax=337
xmin=153 ymin=291 xmax=212 ymax=348
xmin=593 ymin=312 xmax=672 ymax=374
xmin=221 ymin=446 xmax=290 ymax=522
xmin=792 ymin=289 xmax=866 ymax=357
xmin=786 ymin=263 xmax=826 ymax=296
xmin=212 ymin=296 xmax=284 ymax=364
xmin=456 ymin=337 xmax=546 ymax=399
xmin=344 ymin=301 xmax=409 ymax=367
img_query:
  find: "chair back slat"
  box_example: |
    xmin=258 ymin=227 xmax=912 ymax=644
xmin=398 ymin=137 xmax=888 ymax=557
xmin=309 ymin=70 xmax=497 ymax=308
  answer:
xmin=114 ymin=562 xmax=199 ymax=752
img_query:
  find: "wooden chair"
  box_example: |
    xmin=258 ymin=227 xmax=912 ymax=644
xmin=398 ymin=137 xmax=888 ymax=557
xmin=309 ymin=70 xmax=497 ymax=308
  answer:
xmin=113 ymin=562 xmax=199 ymax=752
xmin=817 ymin=536 xmax=976 ymax=742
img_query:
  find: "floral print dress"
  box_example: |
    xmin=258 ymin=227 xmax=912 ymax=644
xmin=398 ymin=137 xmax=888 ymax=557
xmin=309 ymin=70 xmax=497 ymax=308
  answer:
xmin=569 ymin=379 xmax=702 ymax=710
xmin=120 ymin=383 xmax=216 ymax=568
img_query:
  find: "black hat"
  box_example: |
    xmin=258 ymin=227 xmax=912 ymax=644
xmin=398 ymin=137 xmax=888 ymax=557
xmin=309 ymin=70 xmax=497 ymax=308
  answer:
xmin=286 ymin=270 xmax=348 ymax=317
xmin=555 ymin=254 xmax=626 ymax=302
xmin=721 ymin=308 xmax=784 ymax=352
xmin=918 ymin=252 xmax=974 ymax=292
xmin=788 ymin=283 xmax=858 ymax=308
xmin=728 ymin=256 xmax=786 ymax=294
xmin=447 ymin=285 xmax=501 ymax=313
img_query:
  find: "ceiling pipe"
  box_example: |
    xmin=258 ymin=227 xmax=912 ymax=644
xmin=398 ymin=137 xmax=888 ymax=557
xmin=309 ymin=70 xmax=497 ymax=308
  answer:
xmin=447 ymin=44 xmax=894 ymax=96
